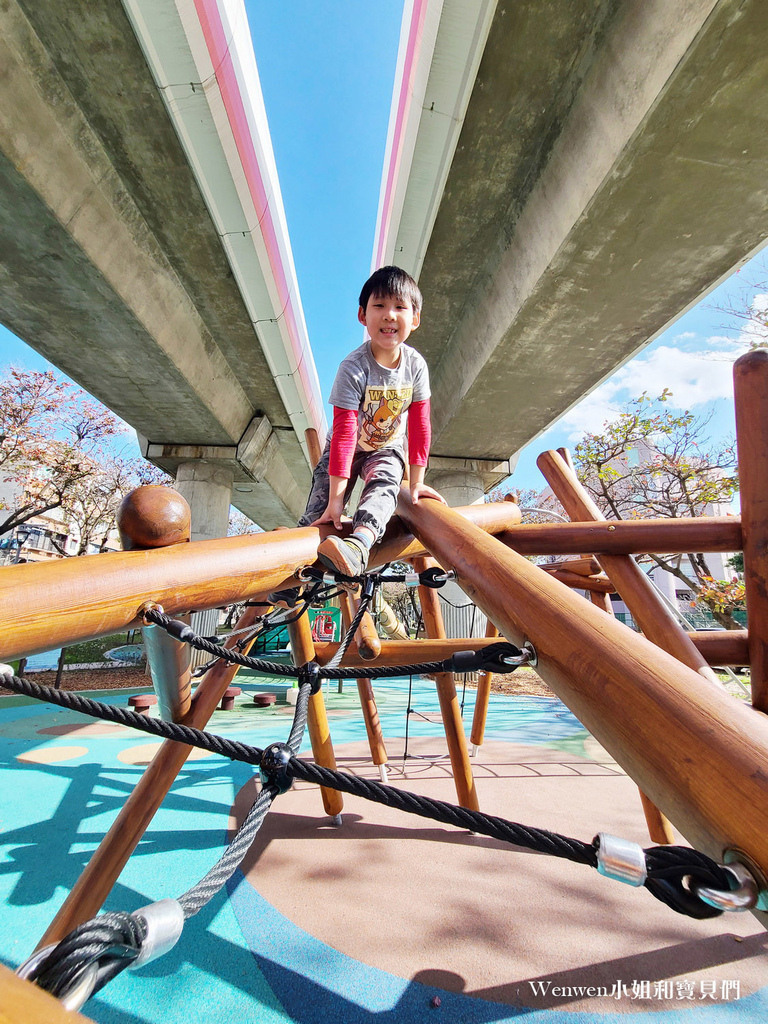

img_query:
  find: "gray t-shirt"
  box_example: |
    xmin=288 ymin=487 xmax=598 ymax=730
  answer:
xmin=329 ymin=341 xmax=430 ymax=455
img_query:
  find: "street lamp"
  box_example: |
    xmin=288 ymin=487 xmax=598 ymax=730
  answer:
xmin=13 ymin=526 xmax=32 ymax=564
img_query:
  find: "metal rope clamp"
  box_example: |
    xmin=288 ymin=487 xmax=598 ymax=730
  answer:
xmin=596 ymin=833 xmax=648 ymax=886
xmin=418 ymin=567 xmax=457 ymax=589
xmin=260 ymin=742 xmax=294 ymax=794
xmin=298 ymin=660 xmax=322 ymax=694
xmin=129 ymin=899 xmax=185 ymax=969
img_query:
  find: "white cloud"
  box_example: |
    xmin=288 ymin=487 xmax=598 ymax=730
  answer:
xmin=604 ymin=345 xmax=741 ymax=407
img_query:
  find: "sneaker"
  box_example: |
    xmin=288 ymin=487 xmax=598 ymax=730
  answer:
xmin=317 ymin=535 xmax=368 ymax=580
xmin=267 ymin=586 xmax=303 ymax=610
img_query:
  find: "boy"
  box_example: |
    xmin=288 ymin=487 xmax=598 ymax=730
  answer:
xmin=272 ymin=266 xmax=444 ymax=603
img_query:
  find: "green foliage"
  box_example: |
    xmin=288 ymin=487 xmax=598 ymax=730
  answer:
xmin=573 ymin=392 xmax=738 ymax=521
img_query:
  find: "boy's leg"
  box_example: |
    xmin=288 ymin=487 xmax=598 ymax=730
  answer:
xmin=317 ymin=449 xmax=404 ymax=579
xmin=270 ymin=449 xmax=332 ymax=607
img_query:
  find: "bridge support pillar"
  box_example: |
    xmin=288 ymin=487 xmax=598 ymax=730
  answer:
xmin=175 ymin=462 xmax=234 ymax=654
xmin=424 ymin=457 xmax=515 ymax=641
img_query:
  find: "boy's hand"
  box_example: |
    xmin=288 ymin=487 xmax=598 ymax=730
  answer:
xmin=311 ymin=500 xmax=347 ymax=531
xmin=410 ymin=482 xmax=446 ymax=505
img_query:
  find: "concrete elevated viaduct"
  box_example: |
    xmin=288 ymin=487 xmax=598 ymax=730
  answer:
xmin=2 ymin=0 xmax=768 ymax=545
xmin=376 ymin=0 xmax=768 ymax=505
xmin=0 ymin=0 xmax=325 ymax=537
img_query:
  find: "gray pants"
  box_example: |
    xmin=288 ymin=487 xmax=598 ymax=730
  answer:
xmin=298 ymin=444 xmax=405 ymax=542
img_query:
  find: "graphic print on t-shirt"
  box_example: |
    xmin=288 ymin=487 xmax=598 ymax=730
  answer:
xmin=358 ymin=386 xmax=412 ymax=451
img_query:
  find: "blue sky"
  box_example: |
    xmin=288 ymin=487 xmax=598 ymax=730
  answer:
xmin=1 ymin=0 xmax=766 ymax=499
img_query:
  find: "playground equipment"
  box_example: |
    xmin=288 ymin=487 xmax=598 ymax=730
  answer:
xmin=1 ymin=351 xmax=767 ymax=1016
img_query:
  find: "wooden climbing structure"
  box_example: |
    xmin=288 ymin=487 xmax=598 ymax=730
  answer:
xmin=1 ymin=350 xmax=767 ymax=1013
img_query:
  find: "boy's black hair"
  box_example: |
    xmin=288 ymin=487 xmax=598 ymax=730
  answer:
xmin=358 ymin=266 xmax=422 ymax=315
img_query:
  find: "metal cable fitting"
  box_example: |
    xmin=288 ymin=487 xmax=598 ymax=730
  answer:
xmin=595 ymin=833 xmax=648 ymax=886
xmin=128 ymin=900 xmax=185 ymax=969
xmin=694 ymin=862 xmax=759 ymax=912
xmin=16 ymin=945 xmax=101 ymax=1012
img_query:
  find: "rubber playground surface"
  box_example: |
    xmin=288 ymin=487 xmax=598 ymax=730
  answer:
xmin=1 ymin=674 xmax=766 ymax=1023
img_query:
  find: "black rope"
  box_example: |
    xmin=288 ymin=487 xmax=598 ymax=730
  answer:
xmin=141 ymin=607 xmax=521 ymax=680
xmin=1 ymin=668 xmax=733 ymax=923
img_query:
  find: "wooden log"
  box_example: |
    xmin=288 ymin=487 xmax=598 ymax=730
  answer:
xmin=39 ymin=605 xmax=263 ymax=947
xmin=470 ymin=619 xmax=499 ymax=752
xmin=734 ymin=350 xmax=768 ymax=712
xmin=0 ymin=499 xmax=520 ymax=662
xmin=537 ymin=450 xmax=720 ymax=687
xmin=545 ymin=569 xmax=615 ymax=593
xmin=397 ymin=492 xmax=768 ymax=911
xmin=348 ymin=584 xmax=382 ymax=661
xmin=687 ymin=629 xmax=749 ymax=666
xmin=499 ymin=516 xmax=741 ymax=557
xmin=314 ymin=636 xmax=502 ymax=667
xmin=413 ymin=556 xmax=479 ymax=811
xmin=118 ymin=488 xmax=193 ymax=723
xmin=576 ymin=539 xmax=674 ymax=846
xmin=540 ymin=556 xmax=602 ymax=577
xmin=313 ymin=631 xmax=749 ymax=669
xmin=0 ymin=964 xmax=94 ymax=1023
xmin=589 ymin=590 xmax=614 ymax=614
xmin=338 ymin=591 xmax=388 ymax=768
xmin=304 ymin=426 xmax=323 ymax=470
xmin=287 ymin=613 xmax=344 ymax=818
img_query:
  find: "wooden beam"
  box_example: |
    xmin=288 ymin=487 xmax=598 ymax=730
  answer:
xmin=312 ymin=632 xmax=748 ymax=668
xmin=0 ymin=964 xmax=94 ymax=1024
xmin=537 ymin=450 xmax=720 ymax=687
xmin=734 ymin=350 xmax=768 ymax=712
xmin=396 ymin=493 xmax=768 ymax=908
xmin=499 ymin=516 xmax=741 ymax=557
xmin=338 ymin=591 xmax=388 ymax=770
xmin=118 ymin=487 xmax=193 ymax=723
xmin=0 ymin=498 xmax=520 ymax=661
xmin=470 ymin=619 xmax=500 ymax=753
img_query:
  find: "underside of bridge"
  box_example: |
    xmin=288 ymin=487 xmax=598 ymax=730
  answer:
xmin=377 ymin=0 xmax=768 ymax=492
xmin=0 ymin=0 xmax=323 ymax=528
xmin=2 ymin=0 xmax=768 ymax=529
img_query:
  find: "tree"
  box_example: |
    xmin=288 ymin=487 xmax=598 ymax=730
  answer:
xmin=0 ymin=368 xmax=124 ymax=537
xmin=228 ymin=507 xmax=262 ymax=537
xmin=712 ymin=258 xmax=768 ymax=351
xmin=572 ymin=392 xmax=740 ymax=628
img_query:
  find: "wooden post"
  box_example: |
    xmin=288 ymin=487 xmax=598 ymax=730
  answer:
xmin=537 ymin=451 xmax=721 ymax=687
xmin=38 ymin=605 xmax=263 ymax=947
xmin=413 ymin=556 xmax=479 ymax=810
xmin=304 ymin=426 xmax=323 ymax=470
xmin=397 ymin=493 xmax=768 ymax=900
xmin=287 ymin=614 xmax=344 ymax=820
xmin=469 ymin=619 xmax=499 ymax=756
xmin=118 ymin=487 xmax=194 ymax=722
xmin=339 ymin=591 xmax=389 ymax=779
xmin=734 ymin=350 xmax=768 ymax=712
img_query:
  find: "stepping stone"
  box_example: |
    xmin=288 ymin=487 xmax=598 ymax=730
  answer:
xmin=253 ymin=693 xmax=277 ymax=708
xmin=220 ymin=686 xmax=242 ymax=711
xmin=128 ymin=694 xmax=157 ymax=716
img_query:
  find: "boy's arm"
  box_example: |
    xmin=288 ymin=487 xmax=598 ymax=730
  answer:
xmin=408 ymin=399 xmax=446 ymax=505
xmin=311 ymin=407 xmax=357 ymax=529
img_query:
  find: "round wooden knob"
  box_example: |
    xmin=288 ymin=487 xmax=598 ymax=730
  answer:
xmin=117 ymin=486 xmax=191 ymax=550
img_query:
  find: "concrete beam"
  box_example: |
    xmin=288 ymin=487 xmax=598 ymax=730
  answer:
xmin=382 ymin=0 xmax=768 ymax=466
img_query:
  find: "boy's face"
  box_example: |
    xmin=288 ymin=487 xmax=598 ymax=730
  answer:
xmin=358 ymin=292 xmax=420 ymax=363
